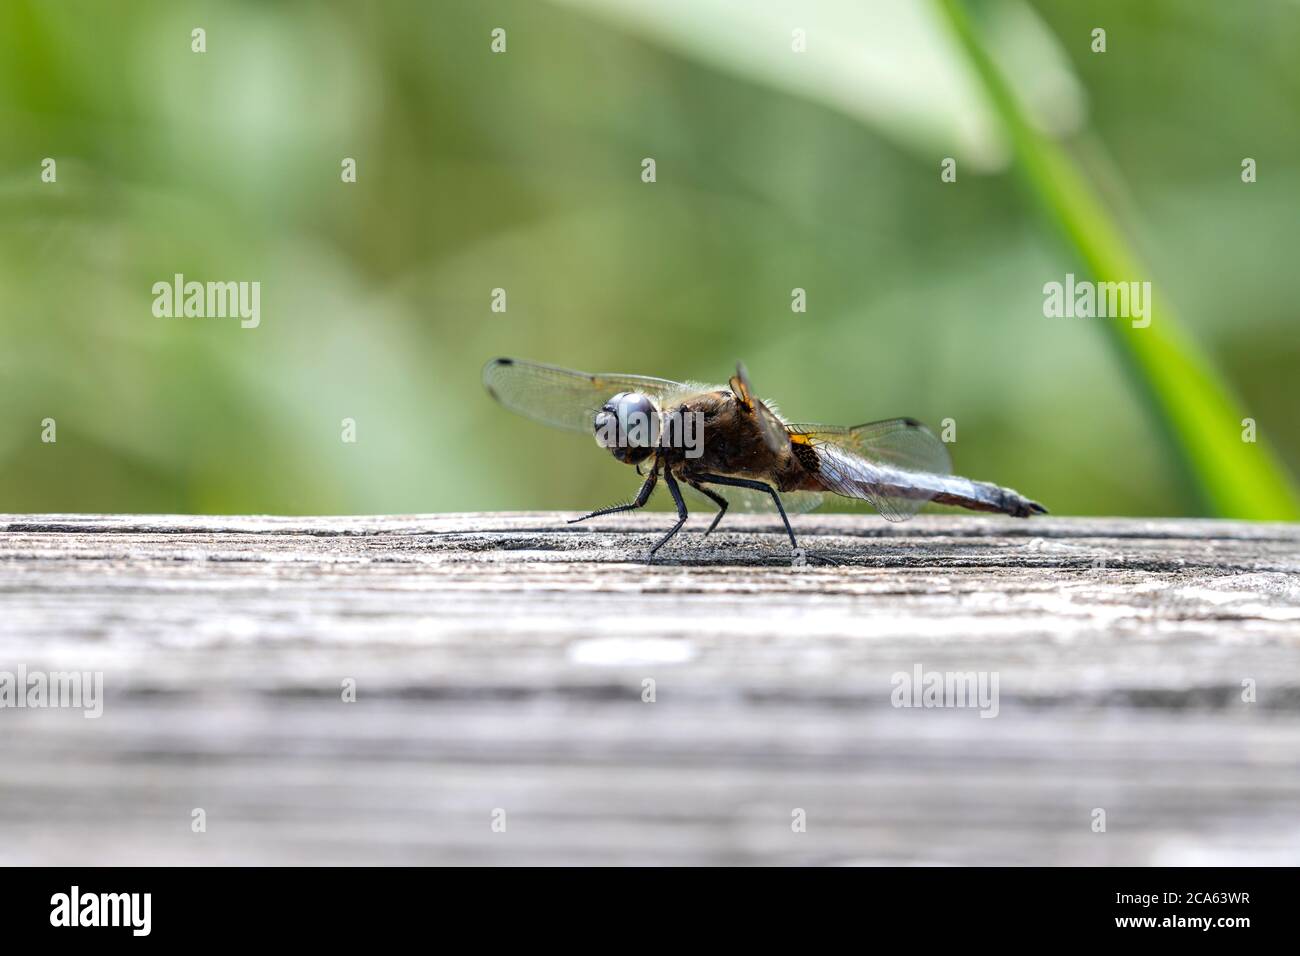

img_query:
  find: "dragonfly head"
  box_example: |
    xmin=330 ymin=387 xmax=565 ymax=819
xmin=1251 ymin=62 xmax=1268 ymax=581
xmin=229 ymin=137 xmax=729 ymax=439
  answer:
xmin=594 ymin=391 xmax=660 ymax=465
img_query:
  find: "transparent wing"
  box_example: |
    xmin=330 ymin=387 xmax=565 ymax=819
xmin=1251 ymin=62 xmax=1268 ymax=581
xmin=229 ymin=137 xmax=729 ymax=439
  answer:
xmin=786 ymin=418 xmax=953 ymax=522
xmin=728 ymin=361 xmax=788 ymax=453
xmin=483 ymin=358 xmax=689 ymax=434
xmin=682 ymin=481 xmax=824 ymax=517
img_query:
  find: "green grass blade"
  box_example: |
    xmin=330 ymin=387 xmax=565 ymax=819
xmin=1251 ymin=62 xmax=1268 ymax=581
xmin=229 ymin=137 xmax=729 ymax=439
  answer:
xmin=937 ymin=0 xmax=1300 ymax=520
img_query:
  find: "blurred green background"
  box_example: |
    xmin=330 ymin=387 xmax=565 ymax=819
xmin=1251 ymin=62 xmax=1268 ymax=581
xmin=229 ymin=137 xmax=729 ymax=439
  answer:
xmin=2 ymin=0 xmax=1297 ymax=518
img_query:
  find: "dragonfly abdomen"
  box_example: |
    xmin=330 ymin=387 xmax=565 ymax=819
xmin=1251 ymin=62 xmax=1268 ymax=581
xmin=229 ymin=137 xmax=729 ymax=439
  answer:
xmin=928 ymin=477 xmax=1047 ymax=518
xmin=817 ymin=453 xmax=1047 ymax=519
xmin=875 ymin=470 xmax=1048 ymax=518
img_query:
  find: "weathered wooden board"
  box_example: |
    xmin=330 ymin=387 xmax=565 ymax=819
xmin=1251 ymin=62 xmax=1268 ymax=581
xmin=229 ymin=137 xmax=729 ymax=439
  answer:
xmin=1 ymin=512 xmax=1298 ymax=865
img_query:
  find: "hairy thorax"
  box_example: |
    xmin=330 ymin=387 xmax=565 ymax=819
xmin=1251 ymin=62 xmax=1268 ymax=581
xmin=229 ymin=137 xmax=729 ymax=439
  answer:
xmin=661 ymin=391 xmax=817 ymax=492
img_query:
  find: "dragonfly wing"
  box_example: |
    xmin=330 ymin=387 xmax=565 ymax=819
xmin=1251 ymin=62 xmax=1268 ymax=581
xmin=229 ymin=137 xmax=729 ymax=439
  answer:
xmin=729 ymin=362 xmax=789 ymax=454
xmin=683 ymin=481 xmax=824 ymax=517
xmin=787 ymin=418 xmax=953 ymax=522
xmin=483 ymin=358 xmax=689 ymax=434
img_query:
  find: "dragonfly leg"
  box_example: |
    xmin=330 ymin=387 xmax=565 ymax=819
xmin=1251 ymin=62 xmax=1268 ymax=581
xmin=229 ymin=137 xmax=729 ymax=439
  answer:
xmin=688 ymin=481 xmax=729 ymax=536
xmin=568 ymin=465 xmax=658 ymax=524
xmin=647 ymin=470 xmax=689 ymax=560
xmin=694 ymin=473 xmax=797 ymax=549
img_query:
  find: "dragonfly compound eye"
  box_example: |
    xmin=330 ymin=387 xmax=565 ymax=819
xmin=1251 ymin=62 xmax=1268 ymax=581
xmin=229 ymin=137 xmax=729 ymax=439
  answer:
xmin=594 ymin=392 xmax=660 ymax=463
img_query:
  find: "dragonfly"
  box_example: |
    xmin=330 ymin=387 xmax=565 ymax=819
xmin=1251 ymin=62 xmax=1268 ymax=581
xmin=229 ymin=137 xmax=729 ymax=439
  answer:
xmin=483 ymin=358 xmax=1046 ymax=559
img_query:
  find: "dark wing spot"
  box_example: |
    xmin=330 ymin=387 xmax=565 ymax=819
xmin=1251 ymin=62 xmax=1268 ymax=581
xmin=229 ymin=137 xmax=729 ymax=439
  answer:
xmin=792 ymin=440 xmax=820 ymax=473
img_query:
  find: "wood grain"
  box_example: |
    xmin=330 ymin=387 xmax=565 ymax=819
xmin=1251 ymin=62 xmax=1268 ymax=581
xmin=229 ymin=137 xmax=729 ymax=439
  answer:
xmin=1 ymin=512 xmax=1298 ymax=865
